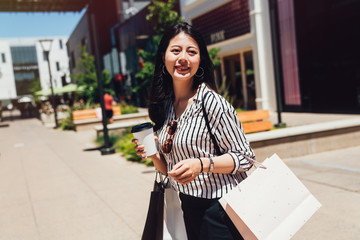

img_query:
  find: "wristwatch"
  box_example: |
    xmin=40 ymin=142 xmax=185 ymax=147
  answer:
xmin=208 ymin=157 xmax=214 ymax=173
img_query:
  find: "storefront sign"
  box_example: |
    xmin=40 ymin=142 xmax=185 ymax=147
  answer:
xmin=13 ymin=65 xmax=38 ymax=71
xmin=192 ymin=0 xmax=250 ymax=45
xmin=210 ymin=30 xmax=226 ymax=43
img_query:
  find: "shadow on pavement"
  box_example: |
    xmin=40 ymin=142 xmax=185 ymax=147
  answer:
xmin=83 ymin=147 xmax=103 ymax=151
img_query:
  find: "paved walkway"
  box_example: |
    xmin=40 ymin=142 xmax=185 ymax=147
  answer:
xmin=0 ymin=114 xmax=359 ymax=239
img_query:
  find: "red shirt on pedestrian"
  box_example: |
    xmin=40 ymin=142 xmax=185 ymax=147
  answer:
xmin=104 ymin=93 xmax=113 ymax=110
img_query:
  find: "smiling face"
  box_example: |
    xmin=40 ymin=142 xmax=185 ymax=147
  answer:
xmin=164 ymin=32 xmax=201 ymax=83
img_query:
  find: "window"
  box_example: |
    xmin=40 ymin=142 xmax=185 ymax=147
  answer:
xmin=81 ymin=37 xmax=87 ymax=47
xmin=71 ymin=51 xmax=75 ymax=68
xmin=56 ymin=62 xmax=60 ymax=71
xmin=59 ymin=39 xmax=63 ymax=49
xmin=1 ymin=53 xmax=5 ymax=63
xmin=10 ymin=46 xmax=38 ymax=65
xmin=43 ymin=52 xmax=48 ymax=61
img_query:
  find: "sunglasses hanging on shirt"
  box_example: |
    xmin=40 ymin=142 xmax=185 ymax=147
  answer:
xmin=162 ymin=120 xmax=177 ymax=154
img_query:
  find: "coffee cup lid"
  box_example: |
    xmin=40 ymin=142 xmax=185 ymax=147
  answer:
xmin=131 ymin=122 xmax=153 ymax=133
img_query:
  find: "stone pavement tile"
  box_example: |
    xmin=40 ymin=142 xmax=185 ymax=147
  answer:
xmin=285 ymin=146 xmax=360 ymax=193
xmin=33 ymin=193 xmax=139 ymax=240
xmin=282 ymin=147 xmax=360 ymax=240
xmin=292 ymin=145 xmax=360 ymax=169
xmin=302 ymin=170 xmax=360 ymax=193
xmin=0 ymin=203 xmax=39 ymax=240
xmin=96 ymin=181 xmax=153 ymax=235
xmin=292 ymin=181 xmax=360 ymax=240
xmin=0 ymin=158 xmax=29 ymax=208
xmin=285 ymin=161 xmax=360 ymax=193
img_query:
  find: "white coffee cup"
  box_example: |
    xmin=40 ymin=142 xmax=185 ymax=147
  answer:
xmin=131 ymin=122 xmax=157 ymax=157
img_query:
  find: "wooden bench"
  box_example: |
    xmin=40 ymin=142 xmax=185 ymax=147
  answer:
xmin=72 ymin=105 xmax=121 ymax=121
xmin=237 ymin=110 xmax=272 ymax=134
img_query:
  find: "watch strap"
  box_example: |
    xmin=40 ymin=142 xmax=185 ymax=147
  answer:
xmin=208 ymin=157 xmax=214 ymax=173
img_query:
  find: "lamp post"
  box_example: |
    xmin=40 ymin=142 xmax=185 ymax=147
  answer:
xmin=39 ymin=39 xmax=59 ymax=128
xmin=269 ymin=0 xmax=286 ymax=128
xmin=89 ymin=0 xmax=115 ymax=155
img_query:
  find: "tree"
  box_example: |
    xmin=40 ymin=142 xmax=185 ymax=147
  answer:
xmin=146 ymin=0 xmax=184 ymax=35
xmin=71 ymin=45 xmax=111 ymax=103
xmin=134 ymin=0 xmax=183 ymax=96
xmin=29 ymin=77 xmax=41 ymax=99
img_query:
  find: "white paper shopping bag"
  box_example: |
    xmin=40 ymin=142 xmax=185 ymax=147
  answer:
xmin=219 ymin=153 xmax=321 ymax=240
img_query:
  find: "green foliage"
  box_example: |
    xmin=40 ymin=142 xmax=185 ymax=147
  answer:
xmin=93 ymin=129 xmax=154 ymax=166
xmin=29 ymin=78 xmax=42 ymax=100
xmin=146 ymin=0 xmax=184 ymax=35
xmin=209 ymin=48 xmax=221 ymax=68
xmin=59 ymin=107 xmax=75 ymax=131
xmin=208 ymin=47 xmax=237 ymax=106
xmin=217 ymin=76 xmax=235 ymax=106
xmin=134 ymin=53 xmax=155 ymax=93
xmin=134 ymin=1 xmax=183 ymax=94
xmin=95 ymin=134 xmax=122 ymax=147
xmin=235 ymin=108 xmax=246 ymax=113
xmin=71 ymin=45 xmax=111 ymax=104
xmin=120 ymin=103 xmax=139 ymax=114
xmin=72 ymin=100 xmax=100 ymax=111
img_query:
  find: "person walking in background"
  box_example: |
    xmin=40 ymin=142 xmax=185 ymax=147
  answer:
xmin=104 ymin=90 xmax=114 ymax=124
xmin=133 ymin=22 xmax=255 ymax=240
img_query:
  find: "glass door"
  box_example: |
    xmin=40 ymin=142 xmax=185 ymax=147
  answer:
xmin=244 ymin=51 xmax=256 ymax=110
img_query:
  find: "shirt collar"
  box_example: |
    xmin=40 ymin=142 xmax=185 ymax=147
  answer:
xmin=193 ymin=83 xmax=210 ymax=104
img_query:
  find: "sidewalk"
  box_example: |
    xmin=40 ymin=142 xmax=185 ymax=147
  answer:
xmin=0 ymin=114 xmax=359 ymax=239
xmin=0 ymin=118 xmax=155 ymax=240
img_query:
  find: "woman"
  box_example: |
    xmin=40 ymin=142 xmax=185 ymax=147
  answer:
xmin=134 ymin=22 xmax=255 ymax=240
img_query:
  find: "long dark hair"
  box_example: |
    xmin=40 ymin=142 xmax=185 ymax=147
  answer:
xmin=149 ymin=22 xmax=217 ymax=131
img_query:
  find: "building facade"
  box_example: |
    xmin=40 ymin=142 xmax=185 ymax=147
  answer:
xmin=0 ymin=37 xmax=71 ymax=103
xmin=66 ymin=0 xmax=360 ymax=114
xmin=181 ymin=0 xmax=276 ymax=111
xmin=182 ymin=0 xmax=360 ymax=114
xmin=0 ymin=40 xmax=17 ymax=101
xmin=67 ymin=0 xmax=153 ymax=105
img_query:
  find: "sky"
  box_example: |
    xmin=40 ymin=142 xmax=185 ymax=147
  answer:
xmin=0 ymin=10 xmax=85 ymax=38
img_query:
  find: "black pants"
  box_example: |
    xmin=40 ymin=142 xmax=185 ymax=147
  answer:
xmin=105 ymin=109 xmax=113 ymax=119
xmin=179 ymin=193 xmax=244 ymax=240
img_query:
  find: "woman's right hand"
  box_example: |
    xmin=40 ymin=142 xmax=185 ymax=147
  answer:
xmin=132 ymin=137 xmax=158 ymax=159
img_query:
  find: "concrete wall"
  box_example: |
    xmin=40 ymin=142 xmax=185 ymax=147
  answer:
xmin=250 ymin=124 xmax=360 ymax=162
xmin=0 ymin=40 xmax=16 ymax=100
xmin=1 ymin=37 xmax=71 ymax=95
xmin=34 ymin=37 xmax=71 ymax=90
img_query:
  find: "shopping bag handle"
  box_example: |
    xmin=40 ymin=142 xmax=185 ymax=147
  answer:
xmin=242 ymin=155 xmax=267 ymax=170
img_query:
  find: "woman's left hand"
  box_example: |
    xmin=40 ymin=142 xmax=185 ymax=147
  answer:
xmin=168 ymin=158 xmax=201 ymax=185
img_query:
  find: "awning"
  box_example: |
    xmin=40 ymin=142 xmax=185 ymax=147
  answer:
xmin=56 ymin=83 xmax=85 ymax=94
xmin=35 ymin=88 xmax=54 ymax=96
xmin=0 ymin=0 xmax=87 ymax=12
xmin=18 ymin=96 xmax=33 ymax=103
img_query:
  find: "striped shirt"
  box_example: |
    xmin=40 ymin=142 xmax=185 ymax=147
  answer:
xmin=156 ymin=83 xmax=255 ymax=199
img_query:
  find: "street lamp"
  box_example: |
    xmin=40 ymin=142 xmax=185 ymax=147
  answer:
xmin=89 ymin=0 xmax=115 ymax=155
xmin=269 ymin=0 xmax=286 ymax=128
xmin=39 ymin=39 xmax=59 ymax=128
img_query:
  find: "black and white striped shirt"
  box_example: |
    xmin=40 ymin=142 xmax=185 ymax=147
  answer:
xmin=157 ymin=83 xmax=255 ymax=199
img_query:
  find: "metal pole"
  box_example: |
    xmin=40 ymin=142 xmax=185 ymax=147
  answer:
xmin=89 ymin=0 xmax=115 ymax=155
xmin=269 ymin=0 xmax=286 ymax=128
xmin=45 ymin=51 xmax=59 ymax=128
